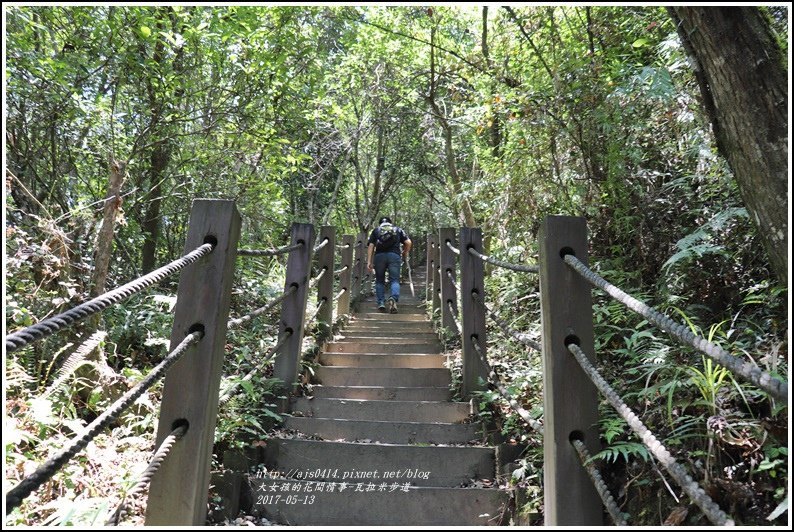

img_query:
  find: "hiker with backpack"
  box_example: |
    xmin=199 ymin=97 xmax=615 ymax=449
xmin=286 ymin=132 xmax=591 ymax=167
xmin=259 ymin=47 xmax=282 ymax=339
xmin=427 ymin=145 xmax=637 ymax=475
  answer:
xmin=366 ymin=216 xmax=412 ymax=313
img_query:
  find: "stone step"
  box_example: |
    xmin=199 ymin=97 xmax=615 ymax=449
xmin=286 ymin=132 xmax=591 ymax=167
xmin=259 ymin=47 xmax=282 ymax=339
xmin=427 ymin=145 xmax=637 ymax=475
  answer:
xmin=334 ymin=332 xmax=439 ymax=341
xmin=345 ymin=323 xmax=436 ymax=333
xmin=290 ymin=398 xmax=471 ymax=423
xmin=319 ymin=353 xmax=448 ymax=368
xmin=314 ymin=366 xmax=451 ymax=387
xmin=356 ymin=313 xmax=429 ymax=321
xmin=250 ymin=478 xmax=509 ymax=525
xmin=263 ymin=439 xmax=496 ymax=488
xmin=325 ymin=342 xmax=441 ymax=354
xmin=284 ymin=416 xmax=481 ymax=444
xmin=309 ymin=386 xmax=451 ymax=401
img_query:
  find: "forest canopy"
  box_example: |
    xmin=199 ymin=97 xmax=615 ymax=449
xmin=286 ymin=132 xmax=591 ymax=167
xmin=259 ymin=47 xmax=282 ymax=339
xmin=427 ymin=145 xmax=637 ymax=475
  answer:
xmin=4 ymin=4 xmax=789 ymax=526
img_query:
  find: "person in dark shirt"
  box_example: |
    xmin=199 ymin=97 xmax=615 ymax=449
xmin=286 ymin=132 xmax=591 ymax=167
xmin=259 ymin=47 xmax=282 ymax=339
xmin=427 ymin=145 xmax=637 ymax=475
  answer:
xmin=366 ymin=216 xmax=412 ymax=313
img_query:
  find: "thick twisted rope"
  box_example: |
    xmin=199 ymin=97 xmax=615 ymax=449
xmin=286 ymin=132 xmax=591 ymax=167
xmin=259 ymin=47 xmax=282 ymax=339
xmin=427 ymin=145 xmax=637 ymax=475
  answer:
xmin=106 ymin=424 xmax=188 ymax=525
xmin=564 ymin=254 xmax=786 ymax=402
xmin=5 ymin=331 xmax=202 ymax=513
xmin=6 ymin=244 xmax=213 ymax=353
xmin=446 ymin=300 xmax=462 ymax=335
xmin=334 ymin=287 xmax=347 ymax=301
xmin=306 ymin=298 xmax=326 ymax=327
xmin=334 ymin=265 xmax=349 ymax=275
xmin=472 ymin=339 xmax=543 ymax=433
xmin=335 ymin=243 xmax=351 ymax=250
xmin=445 ymin=240 xmax=460 ymax=255
xmin=309 ymin=267 xmax=328 ymax=289
xmin=218 ymin=330 xmax=292 ymax=406
xmin=237 ymin=241 xmax=304 ymax=257
xmin=471 ymin=291 xmax=542 ymax=352
xmin=312 ymin=237 xmax=329 ymax=254
xmin=567 ymin=342 xmax=733 ymax=525
xmin=467 ymin=246 xmax=538 ymax=273
xmin=227 ymin=285 xmax=298 ymax=330
xmin=445 ymin=269 xmax=460 ymax=293
xmin=571 ymin=438 xmax=627 ymax=526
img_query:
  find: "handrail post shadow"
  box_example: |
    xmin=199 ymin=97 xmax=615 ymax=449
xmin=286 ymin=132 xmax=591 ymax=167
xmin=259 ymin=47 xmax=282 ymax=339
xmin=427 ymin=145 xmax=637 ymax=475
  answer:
xmin=438 ymin=227 xmax=458 ymax=332
xmin=145 ymin=199 xmax=241 ymax=525
xmin=316 ymin=226 xmax=336 ymax=343
xmin=538 ymin=215 xmax=601 ymax=525
xmin=459 ymin=226 xmax=488 ymax=399
xmin=273 ymin=223 xmax=315 ymax=412
xmin=336 ymin=235 xmax=354 ymax=317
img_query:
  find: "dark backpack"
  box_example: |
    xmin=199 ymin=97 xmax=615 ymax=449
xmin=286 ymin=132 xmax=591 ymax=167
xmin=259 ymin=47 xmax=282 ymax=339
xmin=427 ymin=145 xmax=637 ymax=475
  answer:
xmin=375 ymin=222 xmax=398 ymax=252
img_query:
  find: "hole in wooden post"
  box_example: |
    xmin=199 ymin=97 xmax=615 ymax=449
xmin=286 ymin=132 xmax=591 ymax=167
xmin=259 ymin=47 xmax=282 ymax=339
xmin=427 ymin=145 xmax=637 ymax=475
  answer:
xmin=284 ymin=327 xmax=294 ymax=335
xmin=569 ymin=430 xmax=585 ymax=443
xmin=564 ymin=334 xmax=580 ymax=347
xmin=203 ymin=235 xmax=218 ymax=248
xmin=172 ymin=418 xmax=190 ymax=432
xmin=187 ymin=323 xmax=205 ymax=339
xmin=297 ymin=239 xmax=306 ymax=246
xmin=559 ymin=246 xmax=576 ymax=259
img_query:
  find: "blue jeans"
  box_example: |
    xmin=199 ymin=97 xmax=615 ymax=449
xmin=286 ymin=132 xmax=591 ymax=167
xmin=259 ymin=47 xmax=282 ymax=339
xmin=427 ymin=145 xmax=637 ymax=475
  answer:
xmin=374 ymin=252 xmax=401 ymax=306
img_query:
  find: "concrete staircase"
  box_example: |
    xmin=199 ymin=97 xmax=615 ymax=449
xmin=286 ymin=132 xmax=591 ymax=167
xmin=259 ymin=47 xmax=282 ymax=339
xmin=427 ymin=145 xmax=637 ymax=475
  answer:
xmin=251 ymin=274 xmax=510 ymax=525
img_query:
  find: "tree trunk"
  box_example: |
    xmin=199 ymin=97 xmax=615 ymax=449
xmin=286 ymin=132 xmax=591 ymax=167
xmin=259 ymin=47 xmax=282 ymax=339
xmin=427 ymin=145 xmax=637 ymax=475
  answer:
xmin=669 ymin=7 xmax=788 ymax=284
xmin=141 ymin=141 xmax=168 ymax=272
xmin=90 ymin=159 xmax=126 ymax=299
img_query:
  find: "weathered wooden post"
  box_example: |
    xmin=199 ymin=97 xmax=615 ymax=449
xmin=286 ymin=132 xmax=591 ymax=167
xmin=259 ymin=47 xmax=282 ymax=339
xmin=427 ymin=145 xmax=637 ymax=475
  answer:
xmin=272 ymin=223 xmax=315 ymax=406
xmin=358 ymin=230 xmax=371 ymax=297
xmin=315 ymin=226 xmax=335 ymax=342
xmin=438 ymin=227 xmax=458 ymax=332
xmin=431 ymin=235 xmax=441 ymax=316
xmin=459 ymin=227 xmax=488 ymax=399
xmin=426 ymin=233 xmax=436 ymax=303
xmin=351 ymin=232 xmax=365 ymax=302
xmin=336 ymin=235 xmax=354 ymax=317
xmin=538 ymin=216 xmax=600 ymax=525
xmin=146 ymin=199 xmax=241 ymax=525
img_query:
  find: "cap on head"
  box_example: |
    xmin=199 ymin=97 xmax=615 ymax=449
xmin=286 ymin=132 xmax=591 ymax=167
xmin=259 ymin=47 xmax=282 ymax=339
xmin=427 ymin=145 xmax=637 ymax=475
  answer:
xmin=379 ymin=216 xmax=392 ymax=224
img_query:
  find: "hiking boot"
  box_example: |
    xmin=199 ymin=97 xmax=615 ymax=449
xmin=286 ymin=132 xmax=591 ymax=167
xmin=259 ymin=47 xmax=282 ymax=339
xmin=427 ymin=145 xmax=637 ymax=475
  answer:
xmin=378 ymin=304 xmax=387 ymax=313
xmin=388 ymin=298 xmax=398 ymax=314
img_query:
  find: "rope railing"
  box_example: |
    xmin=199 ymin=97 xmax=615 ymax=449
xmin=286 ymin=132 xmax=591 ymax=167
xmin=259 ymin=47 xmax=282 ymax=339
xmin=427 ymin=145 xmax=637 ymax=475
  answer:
xmin=218 ymin=330 xmax=292 ymax=406
xmin=237 ymin=241 xmax=304 ymax=257
xmin=468 ymin=246 xmax=538 ymax=273
xmin=5 ymin=243 xmax=214 ymax=353
xmin=571 ymin=438 xmax=626 ymax=526
xmin=445 ymin=240 xmax=460 ymax=255
xmin=334 ymin=265 xmax=349 ymax=275
xmin=308 ymin=266 xmax=328 ymax=289
xmin=106 ymin=424 xmax=188 ymax=525
xmin=335 ymin=243 xmax=351 ymax=250
xmin=305 ymin=298 xmax=326 ymax=327
xmin=445 ymin=269 xmax=460 ymax=293
xmin=446 ymin=299 xmax=462 ymax=334
xmin=567 ymin=341 xmax=734 ymax=525
xmin=227 ymin=285 xmax=298 ymax=330
xmin=471 ymin=340 xmax=543 ymax=433
xmin=471 ymin=291 xmax=541 ymax=352
xmin=312 ymin=237 xmax=330 ymax=253
xmin=5 ymin=331 xmax=203 ymax=513
xmin=334 ymin=287 xmax=347 ymax=301
xmin=563 ymin=254 xmax=787 ymax=402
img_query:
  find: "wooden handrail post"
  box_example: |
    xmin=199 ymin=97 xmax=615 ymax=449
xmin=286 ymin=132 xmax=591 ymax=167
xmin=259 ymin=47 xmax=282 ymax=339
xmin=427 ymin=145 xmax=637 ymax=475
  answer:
xmin=438 ymin=227 xmax=458 ymax=332
xmin=145 ymin=199 xmax=241 ymax=525
xmin=431 ymin=234 xmax=441 ymax=316
xmin=459 ymin=226 xmax=488 ymax=399
xmin=426 ymin=233 xmax=436 ymax=303
xmin=273 ymin=223 xmax=315 ymax=409
xmin=351 ymin=232 xmax=365 ymax=302
xmin=315 ymin=226 xmax=335 ymax=343
xmin=336 ymin=235 xmax=354 ymax=316
xmin=538 ymin=215 xmax=600 ymax=525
